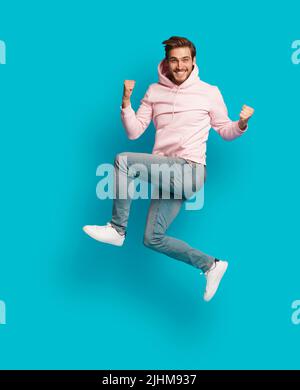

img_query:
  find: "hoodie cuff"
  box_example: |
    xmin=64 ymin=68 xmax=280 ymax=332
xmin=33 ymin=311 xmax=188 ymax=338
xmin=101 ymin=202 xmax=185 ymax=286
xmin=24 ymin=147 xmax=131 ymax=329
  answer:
xmin=120 ymin=104 xmax=134 ymax=116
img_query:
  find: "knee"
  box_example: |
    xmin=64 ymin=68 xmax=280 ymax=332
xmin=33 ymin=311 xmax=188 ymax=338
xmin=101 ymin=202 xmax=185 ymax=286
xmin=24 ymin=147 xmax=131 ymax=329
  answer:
xmin=143 ymin=233 xmax=153 ymax=248
xmin=114 ymin=152 xmax=128 ymax=167
xmin=143 ymin=232 xmax=163 ymax=249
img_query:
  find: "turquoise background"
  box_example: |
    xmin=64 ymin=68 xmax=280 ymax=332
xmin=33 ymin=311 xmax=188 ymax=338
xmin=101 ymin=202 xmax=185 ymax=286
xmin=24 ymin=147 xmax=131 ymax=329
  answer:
xmin=0 ymin=0 xmax=299 ymax=369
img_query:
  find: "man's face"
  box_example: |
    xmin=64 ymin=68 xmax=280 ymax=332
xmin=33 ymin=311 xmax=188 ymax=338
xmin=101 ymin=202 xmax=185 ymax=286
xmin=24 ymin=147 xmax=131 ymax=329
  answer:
xmin=165 ymin=47 xmax=195 ymax=85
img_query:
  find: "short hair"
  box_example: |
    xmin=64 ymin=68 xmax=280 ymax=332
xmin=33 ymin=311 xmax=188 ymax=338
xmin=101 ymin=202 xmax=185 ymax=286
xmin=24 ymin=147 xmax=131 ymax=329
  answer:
xmin=162 ymin=36 xmax=196 ymax=60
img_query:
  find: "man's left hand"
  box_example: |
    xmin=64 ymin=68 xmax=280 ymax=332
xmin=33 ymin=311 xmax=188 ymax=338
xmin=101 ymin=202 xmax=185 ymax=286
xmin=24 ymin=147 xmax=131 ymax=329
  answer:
xmin=238 ymin=104 xmax=255 ymax=130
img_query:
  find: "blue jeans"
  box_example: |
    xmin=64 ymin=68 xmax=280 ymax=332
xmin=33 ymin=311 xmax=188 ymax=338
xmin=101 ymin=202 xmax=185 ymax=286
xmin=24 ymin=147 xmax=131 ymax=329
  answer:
xmin=110 ymin=152 xmax=215 ymax=272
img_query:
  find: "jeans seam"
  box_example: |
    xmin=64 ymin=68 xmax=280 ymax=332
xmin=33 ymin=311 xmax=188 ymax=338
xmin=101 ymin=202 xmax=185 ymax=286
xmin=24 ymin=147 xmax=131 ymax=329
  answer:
xmin=146 ymin=200 xmax=162 ymax=244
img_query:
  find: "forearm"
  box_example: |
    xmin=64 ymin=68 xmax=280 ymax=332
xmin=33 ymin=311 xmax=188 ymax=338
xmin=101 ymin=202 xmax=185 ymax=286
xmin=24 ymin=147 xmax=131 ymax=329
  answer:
xmin=216 ymin=120 xmax=247 ymax=140
xmin=120 ymin=85 xmax=153 ymax=140
xmin=121 ymin=103 xmax=149 ymax=140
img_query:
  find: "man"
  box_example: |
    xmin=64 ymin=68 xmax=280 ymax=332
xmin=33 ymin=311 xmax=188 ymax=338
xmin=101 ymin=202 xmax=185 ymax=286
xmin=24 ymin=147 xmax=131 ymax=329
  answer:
xmin=83 ymin=36 xmax=254 ymax=301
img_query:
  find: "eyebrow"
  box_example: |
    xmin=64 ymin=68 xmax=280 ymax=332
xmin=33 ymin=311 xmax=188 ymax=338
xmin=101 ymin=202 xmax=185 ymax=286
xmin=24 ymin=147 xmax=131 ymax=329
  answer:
xmin=169 ymin=56 xmax=191 ymax=60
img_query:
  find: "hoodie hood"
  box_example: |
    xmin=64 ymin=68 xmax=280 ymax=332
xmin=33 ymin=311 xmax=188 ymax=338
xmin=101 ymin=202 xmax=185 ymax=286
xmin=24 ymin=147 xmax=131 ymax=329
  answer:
xmin=157 ymin=59 xmax=200 ymax=89
xmin=157 ymin=59 xmax=201 ymax=121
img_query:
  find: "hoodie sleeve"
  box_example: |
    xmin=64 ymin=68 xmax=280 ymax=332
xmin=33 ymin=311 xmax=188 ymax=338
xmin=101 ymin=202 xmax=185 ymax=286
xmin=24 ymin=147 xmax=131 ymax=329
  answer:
xmin=209 ymin=86 xmax=248 ymax=140
xmin=120 ymin=86 xmax=153 ymax=140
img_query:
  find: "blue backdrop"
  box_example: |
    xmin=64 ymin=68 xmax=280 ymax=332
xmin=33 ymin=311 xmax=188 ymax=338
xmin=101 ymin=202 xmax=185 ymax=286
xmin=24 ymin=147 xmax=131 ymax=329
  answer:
xmin=0 ymin=0 xmax=299 ymax=369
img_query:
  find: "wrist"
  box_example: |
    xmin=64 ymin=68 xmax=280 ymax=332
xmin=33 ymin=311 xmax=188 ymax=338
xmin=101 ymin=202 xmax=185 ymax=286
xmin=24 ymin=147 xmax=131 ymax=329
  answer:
xmin=122 ymin=97 xmax=131 ymax=108
xmin=238 ymin=119 xmax=248 ymax=130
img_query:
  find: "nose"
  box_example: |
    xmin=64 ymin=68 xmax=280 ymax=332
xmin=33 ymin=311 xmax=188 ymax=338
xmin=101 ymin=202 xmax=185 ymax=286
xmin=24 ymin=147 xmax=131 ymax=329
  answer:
xmin=176 ymin=60 xmax=185 ymax=70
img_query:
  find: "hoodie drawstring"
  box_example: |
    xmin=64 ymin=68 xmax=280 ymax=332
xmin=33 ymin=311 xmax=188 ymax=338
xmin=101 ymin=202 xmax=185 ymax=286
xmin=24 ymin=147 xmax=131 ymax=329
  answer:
xmin=171 ymin=87 xmax=180 ymax=121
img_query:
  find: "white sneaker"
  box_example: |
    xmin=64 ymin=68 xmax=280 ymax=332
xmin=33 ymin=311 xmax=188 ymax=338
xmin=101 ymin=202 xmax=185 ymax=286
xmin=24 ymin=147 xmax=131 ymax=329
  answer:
xmin=203 ymin=260 xmax=228 ymax=302
xmin=83 ymin=223 xmax=125 ymax=247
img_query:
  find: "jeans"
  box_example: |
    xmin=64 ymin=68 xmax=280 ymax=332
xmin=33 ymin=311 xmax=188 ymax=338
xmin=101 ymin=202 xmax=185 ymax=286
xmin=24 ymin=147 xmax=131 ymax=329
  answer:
xmin=110 ymin=152 xmax=215 ymax=272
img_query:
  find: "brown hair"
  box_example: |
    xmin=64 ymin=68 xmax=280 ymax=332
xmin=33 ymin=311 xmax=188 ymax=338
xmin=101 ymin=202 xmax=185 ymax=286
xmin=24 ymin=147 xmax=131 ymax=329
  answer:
xmin=162 ymin=36 xmax=196 ymax=60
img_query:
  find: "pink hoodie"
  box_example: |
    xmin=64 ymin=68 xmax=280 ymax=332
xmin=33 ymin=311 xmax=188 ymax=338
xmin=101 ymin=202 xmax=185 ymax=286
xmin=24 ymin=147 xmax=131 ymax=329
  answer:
xmin=120 ymin=60 xmax=247 ymax=165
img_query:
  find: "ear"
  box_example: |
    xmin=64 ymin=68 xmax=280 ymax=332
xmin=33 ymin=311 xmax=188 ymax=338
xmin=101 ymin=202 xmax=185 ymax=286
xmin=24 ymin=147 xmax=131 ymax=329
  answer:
xmin=193 ymin=56 xmax=196 ymax=65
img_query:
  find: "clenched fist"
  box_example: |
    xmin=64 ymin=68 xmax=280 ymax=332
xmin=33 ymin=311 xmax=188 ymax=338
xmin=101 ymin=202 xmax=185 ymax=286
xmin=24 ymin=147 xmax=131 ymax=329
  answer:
xmin=123 ymin=80 xmax=136 ymax=99
xmin=238 ymin=104 xmax=255 ymax=130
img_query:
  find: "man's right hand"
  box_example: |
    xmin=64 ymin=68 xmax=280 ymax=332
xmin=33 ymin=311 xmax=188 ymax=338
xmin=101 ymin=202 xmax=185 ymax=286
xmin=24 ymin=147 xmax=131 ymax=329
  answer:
xmin=123 ymin=80 xmax=136 ymax=102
